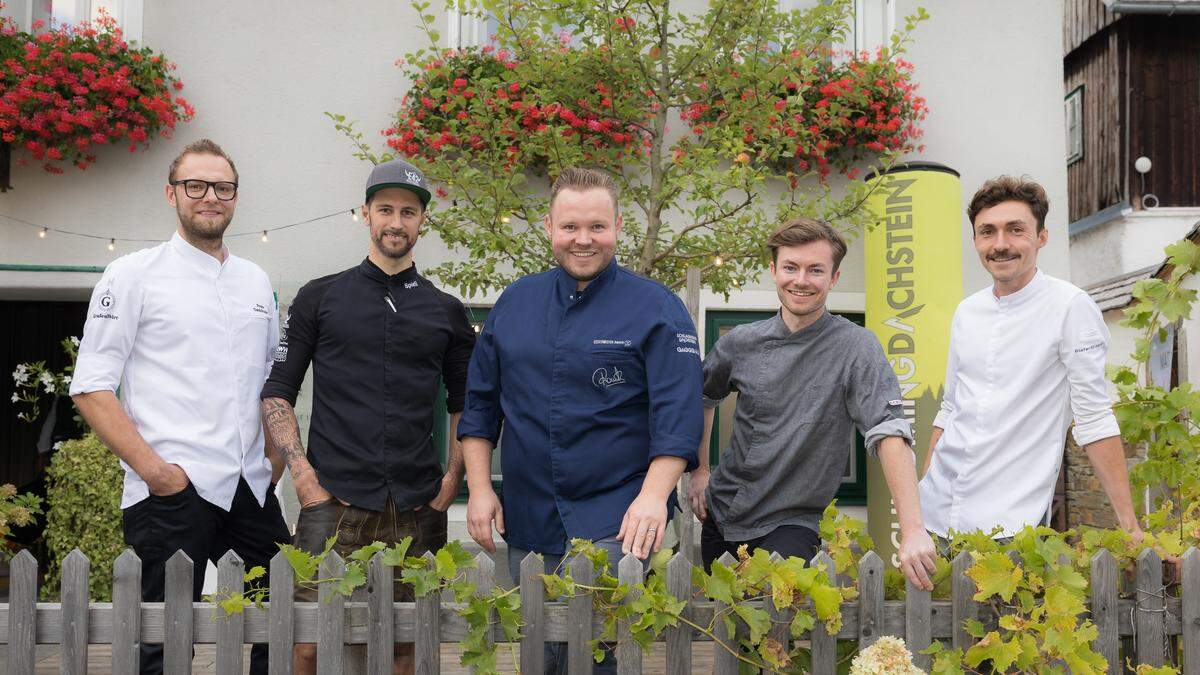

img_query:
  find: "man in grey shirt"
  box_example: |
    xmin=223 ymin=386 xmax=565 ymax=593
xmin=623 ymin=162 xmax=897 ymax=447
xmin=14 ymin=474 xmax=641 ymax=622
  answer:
xmin=690 ymin=218 xmax=937 ymax=590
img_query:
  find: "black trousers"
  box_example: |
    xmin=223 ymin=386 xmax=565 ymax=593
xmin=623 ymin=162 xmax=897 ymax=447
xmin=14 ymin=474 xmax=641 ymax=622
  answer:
xmin=700 ymin=515 xmax=822 ymax=570
xmin=122 ymin=477 xmax=290 ymax=675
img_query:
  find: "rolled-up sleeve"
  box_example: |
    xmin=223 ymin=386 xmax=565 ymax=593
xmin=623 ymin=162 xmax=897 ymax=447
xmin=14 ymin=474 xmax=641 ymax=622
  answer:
xmin=932 ymin=312 xmax=960 ymax=430
xmin=643 ymin=297 xmax=702 ymax=470
xmin=847 ymin=331 xmax=913 ymax=456
xmin=441 ymin=300 xmax=477 ymax=414
xmin=260 ymin=283 xmax=318 ymax=406
xmin=1060 ymin=294 xmax=1120 ymax=446
xmin=457 ymin=304 xmax=503 ymax=444
xmin=70 ymin=257 xmax=144 ymax=396
xmin=701 ymin=329 xmax=735 ymax=408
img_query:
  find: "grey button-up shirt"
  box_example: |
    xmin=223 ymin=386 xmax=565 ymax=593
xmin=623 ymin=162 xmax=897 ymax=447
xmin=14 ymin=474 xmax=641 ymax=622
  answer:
xmin=702 ymin=310 xmax=912 ymax=541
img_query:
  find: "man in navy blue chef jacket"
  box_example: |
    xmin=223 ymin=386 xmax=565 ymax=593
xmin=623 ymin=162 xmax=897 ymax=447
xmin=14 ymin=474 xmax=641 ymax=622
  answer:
xmin=458 ymin=167 xmax=702 ymax=588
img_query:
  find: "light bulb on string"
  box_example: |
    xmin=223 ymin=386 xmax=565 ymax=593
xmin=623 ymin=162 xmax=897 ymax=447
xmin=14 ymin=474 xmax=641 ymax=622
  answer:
xmin=260 ymin=231 xmax=269 ymax=243
xmin=713 ymin=255 xmax=723 ymax=267
xmin=501 ymin=215 xmax=511 ymax=224
xmin=351 ymin=209 xmax=359 ymax=222
xmin=38 ymin=227 xmax=47 ymax=239
xmin=107 ymin=238 xmax=116 ymax=251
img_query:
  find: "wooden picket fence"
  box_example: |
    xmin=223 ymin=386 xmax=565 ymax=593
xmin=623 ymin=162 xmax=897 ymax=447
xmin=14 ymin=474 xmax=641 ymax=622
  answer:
xmin=2 ymin=545 xmax=1199 ymax=674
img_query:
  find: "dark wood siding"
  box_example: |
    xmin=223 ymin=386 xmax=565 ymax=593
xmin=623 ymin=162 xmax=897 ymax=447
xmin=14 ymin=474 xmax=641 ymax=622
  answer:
xmin=1065 ymin=26 xmax=1127 ymax=223
xmin=1063 ymin=0 xmax=1120 ymax=55
xmin=1127 ymin=16 xmax=1200 ymax=209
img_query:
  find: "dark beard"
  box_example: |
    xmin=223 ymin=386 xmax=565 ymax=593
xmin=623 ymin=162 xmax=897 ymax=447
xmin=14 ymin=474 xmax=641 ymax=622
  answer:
xmin=373 ymin=230 xmax=415 ymax=259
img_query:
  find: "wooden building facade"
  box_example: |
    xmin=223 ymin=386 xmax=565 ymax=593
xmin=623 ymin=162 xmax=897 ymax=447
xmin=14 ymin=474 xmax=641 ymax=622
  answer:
xmin=1063 ymin=0 xmax=1200 ymax=223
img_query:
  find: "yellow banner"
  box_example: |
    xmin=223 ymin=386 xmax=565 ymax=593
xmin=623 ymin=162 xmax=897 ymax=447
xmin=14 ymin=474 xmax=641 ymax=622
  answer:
xmin=864 ymin=164 xmax=962 ymax=569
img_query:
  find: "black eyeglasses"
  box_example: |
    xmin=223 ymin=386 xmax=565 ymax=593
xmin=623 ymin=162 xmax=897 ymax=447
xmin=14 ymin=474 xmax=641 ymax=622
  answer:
xmin=170 ymin=179 xmax=238 ymax=201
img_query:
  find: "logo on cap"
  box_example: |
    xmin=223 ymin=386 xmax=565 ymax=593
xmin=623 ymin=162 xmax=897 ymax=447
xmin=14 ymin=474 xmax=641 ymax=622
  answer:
xmin=405 ymin=170 xmax=422 ymax=185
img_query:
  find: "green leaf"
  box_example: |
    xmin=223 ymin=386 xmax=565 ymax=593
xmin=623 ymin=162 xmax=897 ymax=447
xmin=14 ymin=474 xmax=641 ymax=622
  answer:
xmin=334 ymin=563 xmax=367 ymax=597
xmin=349 ymin=541 xmax=388 ymax=563
xmin=701 ymin=561 xmax=737 ymax=605
xmin=732 ymin=603 xmax=770 ymax=644
xmin=967 ymin=552 xmax=1023 ymax=602
xmin=965 ymin=632 xmax=1021 ymax=672
xmin=401 ymin=566 xmax=440 ymax=597
xmin=381 ymin=537 xmax=414 ymax=567
xmin=280 ymin=544 xmax=320 ymax=583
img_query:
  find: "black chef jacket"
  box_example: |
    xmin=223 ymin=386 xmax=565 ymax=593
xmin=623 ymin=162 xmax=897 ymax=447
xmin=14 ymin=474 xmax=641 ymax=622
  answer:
xmin=261 ymin=259 xmax=476 ymax=510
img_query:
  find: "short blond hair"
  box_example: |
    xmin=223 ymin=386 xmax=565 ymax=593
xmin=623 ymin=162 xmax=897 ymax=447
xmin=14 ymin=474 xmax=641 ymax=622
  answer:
xmin=168 ymin=138 xmax=238 ymax=183
xmin=550 ymin=167 xmax=619 ymax=216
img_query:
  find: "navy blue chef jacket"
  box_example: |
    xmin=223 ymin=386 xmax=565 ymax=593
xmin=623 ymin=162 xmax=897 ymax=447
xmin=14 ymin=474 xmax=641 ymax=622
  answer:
xmin=457 ymin=262 xmax=703 ymax=554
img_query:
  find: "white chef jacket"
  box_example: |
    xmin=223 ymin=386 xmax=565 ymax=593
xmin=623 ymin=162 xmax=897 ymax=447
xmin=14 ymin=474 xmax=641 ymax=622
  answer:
xmin=919 ymin=269 xmax=1121 ymax=538
xmin=70 ymin=232 xmax=278 ymax=511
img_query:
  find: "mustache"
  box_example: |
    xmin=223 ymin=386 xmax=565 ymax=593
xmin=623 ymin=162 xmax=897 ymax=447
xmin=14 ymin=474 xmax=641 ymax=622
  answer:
xmin=987 ymin=250 xmax=1019 ymax=261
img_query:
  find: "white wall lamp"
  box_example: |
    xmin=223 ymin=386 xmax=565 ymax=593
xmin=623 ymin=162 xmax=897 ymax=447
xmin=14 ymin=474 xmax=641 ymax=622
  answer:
xmin=1135 ymin=156 xmax=1158 ymax=209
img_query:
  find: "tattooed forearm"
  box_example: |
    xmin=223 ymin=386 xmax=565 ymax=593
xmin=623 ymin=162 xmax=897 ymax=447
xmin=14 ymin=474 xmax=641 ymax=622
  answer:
xmin=261 ymin=397 xmax=315 ymax=482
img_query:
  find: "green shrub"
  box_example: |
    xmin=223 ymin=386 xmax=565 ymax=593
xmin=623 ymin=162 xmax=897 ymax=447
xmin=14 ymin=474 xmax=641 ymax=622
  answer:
xmin=43 ymin=431 xmax=123 ymax=600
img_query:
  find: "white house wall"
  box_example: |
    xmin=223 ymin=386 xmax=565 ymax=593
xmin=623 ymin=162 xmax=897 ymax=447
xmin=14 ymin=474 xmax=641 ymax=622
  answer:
xmin=0 ymin=0 xmax=1070 ymax=553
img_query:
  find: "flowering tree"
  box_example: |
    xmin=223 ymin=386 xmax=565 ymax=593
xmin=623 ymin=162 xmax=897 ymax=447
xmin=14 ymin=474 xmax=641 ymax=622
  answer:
xmin=0 ymin=11 xmax=194 ymax=189
xmin=332 ymin=0 xmax=928 ymax=295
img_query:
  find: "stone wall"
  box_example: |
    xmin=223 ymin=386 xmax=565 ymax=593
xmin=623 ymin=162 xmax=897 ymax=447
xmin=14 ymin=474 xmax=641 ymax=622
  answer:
xmin=1063 ymin=435 xmax=1142 ymax=530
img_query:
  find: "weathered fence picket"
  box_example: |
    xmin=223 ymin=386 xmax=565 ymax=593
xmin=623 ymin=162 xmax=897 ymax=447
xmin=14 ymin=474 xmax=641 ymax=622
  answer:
xmin=904 ymin=578 xmax=932 ymax=671
xmin=61 ymin=549 xmax=89 ymax=674
xmin=317 ymin=551 xmax=345 ymax=674
xmin=469 ymin=552 xmax=496 ymax=674
xmin=8 ymin=549 xmax=36 ymax=674
xmin=1091 ymin=549 xmax=1120 ymax=675
xmin=414 ymin=551 xmax=440 ymax=675
xmin=1184 ymin=548 xmax=1200 ymax=675
xmin=112 ymin=549 xmax=141 ymax=675
xmin=710 ymin=552 xmax=738 ymax=675
xmin=519 ymin=552 xmax=546 ymax=675
xmin=766 ymin=552 xmax=793 ymax=657
xmin=665 ymin=552 xmax=692 ymax=675
xmin=215 ymin=551 xmax=246 ymax=675
xmin=857 ymin=551 xmax=884 ymax=651
xmin=615 ymin=553 xmax=644 ymax=675
xmin=164 ymin=550 xmax=193 ymax=674
xmin=1136 ymin=548 xmax=1166 ymax=667
xmin=3 ymin=544 xmax=1198 ymax=673
xmin=951 ymin=550 xmax=976 ymax=651
xmin=268 ymin=550 xmax=295 ymax=675
xmin=367 ymin=552 xmax=395 ymax=675
xmin=566 ymin=553 xmax=594 ymax=675
xmin=809 ymin=550 xmax=838 ymax=675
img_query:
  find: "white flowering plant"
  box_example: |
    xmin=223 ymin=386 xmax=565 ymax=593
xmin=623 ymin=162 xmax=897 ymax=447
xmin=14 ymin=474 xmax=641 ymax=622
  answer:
xmin=849 ymin=636 xmax=923 ymax=675
xmin=11 ymin=336 xmax=79 ymax=423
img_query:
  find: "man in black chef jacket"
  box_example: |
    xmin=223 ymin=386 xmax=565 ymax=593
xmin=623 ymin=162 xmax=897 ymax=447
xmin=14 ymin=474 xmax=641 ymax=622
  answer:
xmin=260 ymin=159 xmax=476 ymax=675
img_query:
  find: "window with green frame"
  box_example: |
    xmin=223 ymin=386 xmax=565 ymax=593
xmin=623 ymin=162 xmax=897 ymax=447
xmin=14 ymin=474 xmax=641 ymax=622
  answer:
xmin=704 ymin=310 xmax=869 ymax=505
xmin=433 ymin=306 xmax=495 ymax=502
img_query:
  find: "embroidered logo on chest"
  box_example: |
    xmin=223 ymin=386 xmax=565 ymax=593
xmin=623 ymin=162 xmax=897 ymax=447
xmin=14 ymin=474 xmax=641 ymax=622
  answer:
xmin=404 ymin=280 xmax=419 ymax=289
xmin=592 ymin=367 xmax=626 ymax=389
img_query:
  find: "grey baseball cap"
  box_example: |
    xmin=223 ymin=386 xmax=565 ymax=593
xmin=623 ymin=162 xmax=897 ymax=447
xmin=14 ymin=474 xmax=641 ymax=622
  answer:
xmin=365 ymin=159 xmax=432 ymax=207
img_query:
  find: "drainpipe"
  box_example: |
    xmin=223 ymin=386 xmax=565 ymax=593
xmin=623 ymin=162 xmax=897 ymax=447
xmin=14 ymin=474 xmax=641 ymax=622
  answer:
xmin=1107 ymin=1 xmax=1200 ymax=13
